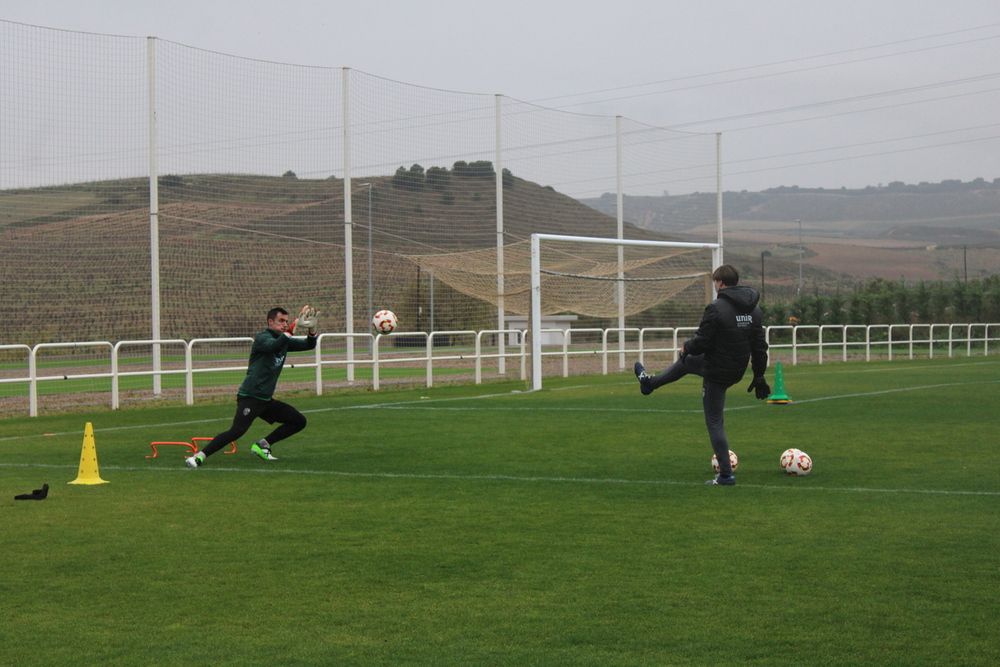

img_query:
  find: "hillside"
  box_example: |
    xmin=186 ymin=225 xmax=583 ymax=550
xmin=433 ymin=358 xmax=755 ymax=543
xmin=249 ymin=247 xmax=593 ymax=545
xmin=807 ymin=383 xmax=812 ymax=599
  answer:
xmin=581 ymin=178 xmax=1000 ymax=293
xmin=5 ymin=172 xmax=1000 ymax=345
xmin=1 ymin=172 xmax=673 ymax=248
xmin=0 ymin=170 xmax=684 ymax=344
xmin=581 ymin=179 xmax=1000 ymax=240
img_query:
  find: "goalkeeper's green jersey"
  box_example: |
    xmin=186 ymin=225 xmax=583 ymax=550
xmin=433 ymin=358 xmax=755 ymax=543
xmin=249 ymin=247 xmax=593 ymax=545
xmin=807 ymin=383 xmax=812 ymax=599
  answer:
xmin=237 ymin=329 xmax=317 ymax=401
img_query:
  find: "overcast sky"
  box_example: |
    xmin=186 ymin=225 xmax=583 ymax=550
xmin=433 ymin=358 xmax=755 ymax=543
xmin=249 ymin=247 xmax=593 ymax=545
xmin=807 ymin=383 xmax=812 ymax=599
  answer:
xmin=4 ymin=0 xmax=1000 ymax=192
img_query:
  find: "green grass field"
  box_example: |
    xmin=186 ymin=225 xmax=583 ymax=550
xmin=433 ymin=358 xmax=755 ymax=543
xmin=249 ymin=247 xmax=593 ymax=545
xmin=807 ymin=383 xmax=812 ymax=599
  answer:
xmin=3 ymin=357 xmax=999 ymax=665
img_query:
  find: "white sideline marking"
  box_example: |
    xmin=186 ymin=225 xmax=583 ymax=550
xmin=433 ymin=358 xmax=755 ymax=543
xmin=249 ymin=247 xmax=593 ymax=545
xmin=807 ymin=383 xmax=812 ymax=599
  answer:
xmin=2 ymin=379 xmax=999 ymax=444
xmin=376 ymin=406 xmax=706 ymax=413
xmin=0 ymin=390 xmax=534 ymax=442
xmin=317 ymin=378 xmax=1000 ymax=412
xmin=792 ymin=379 xmax=1000 ymax=404
xmin=1 ymin=461 xmax=996 ymax=497
xmin=776 ymin=359 xmax=1000 ymax=376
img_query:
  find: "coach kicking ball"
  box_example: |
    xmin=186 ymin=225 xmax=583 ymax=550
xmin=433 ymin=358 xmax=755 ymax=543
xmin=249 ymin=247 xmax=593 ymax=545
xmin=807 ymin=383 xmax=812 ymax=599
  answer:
xmin=633 ymin=264 xmax=770 ymax=486
xmin=186 ymin=305 xmax=318 ymax=468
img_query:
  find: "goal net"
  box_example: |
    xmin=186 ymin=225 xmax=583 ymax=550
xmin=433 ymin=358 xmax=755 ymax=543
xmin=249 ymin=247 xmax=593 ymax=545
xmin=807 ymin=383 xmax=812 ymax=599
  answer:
xmin=526 ymin=234 xmax=720 ymax=390
xmin=409 ymin=236 xmax=716 ymax=318
xmin=410 ymin=233 xmax=719 ymax=389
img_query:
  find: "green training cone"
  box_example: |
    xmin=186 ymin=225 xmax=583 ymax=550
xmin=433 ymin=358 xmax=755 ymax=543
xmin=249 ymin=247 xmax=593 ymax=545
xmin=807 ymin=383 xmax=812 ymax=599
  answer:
xmin=766 ymin=361 xmax=793 ymax=404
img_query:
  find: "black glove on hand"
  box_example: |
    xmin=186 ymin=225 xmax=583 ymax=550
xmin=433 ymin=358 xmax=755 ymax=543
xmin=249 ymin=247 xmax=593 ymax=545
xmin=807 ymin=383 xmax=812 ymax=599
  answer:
xmin=747 ymin=376 xmax=771 ymax=400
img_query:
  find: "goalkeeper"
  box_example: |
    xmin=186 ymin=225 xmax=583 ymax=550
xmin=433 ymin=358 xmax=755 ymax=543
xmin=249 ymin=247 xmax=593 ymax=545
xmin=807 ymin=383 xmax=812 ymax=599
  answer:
xmin=633 ymin=264 xmax=769 ymax=486
xmin=186 ymin=305 xmax=319 ymax=468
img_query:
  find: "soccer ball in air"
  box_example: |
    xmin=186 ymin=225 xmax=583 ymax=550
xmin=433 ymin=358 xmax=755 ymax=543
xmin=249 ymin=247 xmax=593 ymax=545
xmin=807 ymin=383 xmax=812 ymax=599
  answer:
xmin=780 ymin=448 xmax=813 ymax=476
xmin=371 ymin=310 xmax=398 ymax=334
xmin=711 ymin=450 xmax=739 ymax=473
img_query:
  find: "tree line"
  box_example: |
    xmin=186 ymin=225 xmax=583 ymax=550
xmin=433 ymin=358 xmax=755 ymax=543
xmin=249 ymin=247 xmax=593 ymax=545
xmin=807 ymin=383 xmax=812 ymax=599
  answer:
xmin=761 ymin=275 xmax=1000 ymax=326
xmin=392 ymin=161 xmax=515 ymax=191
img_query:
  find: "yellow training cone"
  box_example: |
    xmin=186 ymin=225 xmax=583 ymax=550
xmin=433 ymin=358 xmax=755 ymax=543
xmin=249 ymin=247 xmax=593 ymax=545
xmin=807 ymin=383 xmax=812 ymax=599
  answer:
xmin=68 ymin=422 xmax=109 ymax=485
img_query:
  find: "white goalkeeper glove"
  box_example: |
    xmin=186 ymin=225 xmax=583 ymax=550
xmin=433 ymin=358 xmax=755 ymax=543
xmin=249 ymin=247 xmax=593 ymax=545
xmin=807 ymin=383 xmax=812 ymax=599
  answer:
xmin=291 ymin=304 xmax=318 ymax=335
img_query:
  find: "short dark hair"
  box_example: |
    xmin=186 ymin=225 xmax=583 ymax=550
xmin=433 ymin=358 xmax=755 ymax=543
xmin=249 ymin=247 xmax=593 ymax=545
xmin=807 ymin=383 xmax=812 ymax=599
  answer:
xmin=712 ymin=264 xmax=739 ymax=287
xmin=266 ymin=307 xmax=289 ymax=322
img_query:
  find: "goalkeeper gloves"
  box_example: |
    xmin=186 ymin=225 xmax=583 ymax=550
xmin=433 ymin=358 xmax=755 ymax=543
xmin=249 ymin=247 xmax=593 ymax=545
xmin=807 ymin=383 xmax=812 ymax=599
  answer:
xmin=747 ymin=376 xmax=771 ymax=400
xmin=293 ymin=305 xmax=319 ymax=335
xmin=285 ymin=304 xmax=319 ymax=336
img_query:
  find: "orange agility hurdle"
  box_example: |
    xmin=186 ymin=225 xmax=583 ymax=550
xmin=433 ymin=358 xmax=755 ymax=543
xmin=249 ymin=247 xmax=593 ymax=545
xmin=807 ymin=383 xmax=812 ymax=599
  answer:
xmin=146 ymin=441 xmax=197 ymax=458
xmin=146 ymin=438 xmax=237 ymax=458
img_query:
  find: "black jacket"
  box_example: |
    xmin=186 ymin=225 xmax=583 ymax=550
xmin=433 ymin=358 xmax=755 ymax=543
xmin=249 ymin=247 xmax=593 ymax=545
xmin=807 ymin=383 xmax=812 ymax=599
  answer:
xmin=683 ymin=285 xmax=768 ymax=386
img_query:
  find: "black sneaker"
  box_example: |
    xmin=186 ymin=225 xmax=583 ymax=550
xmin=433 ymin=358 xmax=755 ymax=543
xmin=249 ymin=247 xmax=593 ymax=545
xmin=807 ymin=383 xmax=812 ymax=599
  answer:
xmin=706 ymin=474 xmax=736 ymax=486
xmin=633 ymin=361 xmax=653 ymax=396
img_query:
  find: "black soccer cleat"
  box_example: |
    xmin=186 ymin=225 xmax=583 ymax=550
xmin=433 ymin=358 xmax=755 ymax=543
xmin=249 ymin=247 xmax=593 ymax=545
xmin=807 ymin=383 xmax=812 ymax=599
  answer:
xmin=633 ymin=361 xmax=653 ymax=396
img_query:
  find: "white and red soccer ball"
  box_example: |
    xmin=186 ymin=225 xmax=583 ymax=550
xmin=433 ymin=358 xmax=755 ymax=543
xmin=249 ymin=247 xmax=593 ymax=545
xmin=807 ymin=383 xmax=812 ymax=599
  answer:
xmin=371 ymin=309 xmax=398 ymax=334
xmin=780 ymin=448 xmax=813 ymax=476
xmin=711 ymin=450 xmax=739 ymax=473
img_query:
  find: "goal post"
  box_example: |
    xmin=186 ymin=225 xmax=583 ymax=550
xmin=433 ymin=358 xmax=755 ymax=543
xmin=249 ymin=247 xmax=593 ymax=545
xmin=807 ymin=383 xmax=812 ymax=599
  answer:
xmin=529 ymin=233 xmax=721 ymax=391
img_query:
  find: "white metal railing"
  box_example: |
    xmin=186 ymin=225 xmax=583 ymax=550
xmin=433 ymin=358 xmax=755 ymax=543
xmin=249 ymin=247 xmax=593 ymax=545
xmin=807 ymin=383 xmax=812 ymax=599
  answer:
xmin=2 ymin=323 xmax=998 ymax=417
xmin=763 ymin=323 xmax=998 ymax=364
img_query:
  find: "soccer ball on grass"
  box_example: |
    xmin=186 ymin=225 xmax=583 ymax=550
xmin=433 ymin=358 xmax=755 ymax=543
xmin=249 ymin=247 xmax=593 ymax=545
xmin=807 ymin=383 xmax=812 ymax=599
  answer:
xmin=780 ymin=448 xmax=812 ymax=475
xmin=711 ymin=450 xmax=739 ymax=473
xmin=372 ymin=310 xmax=398 ymax=334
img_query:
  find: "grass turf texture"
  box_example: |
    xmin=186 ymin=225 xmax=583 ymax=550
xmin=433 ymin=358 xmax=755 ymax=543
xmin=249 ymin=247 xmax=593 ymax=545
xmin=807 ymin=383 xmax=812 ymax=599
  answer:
xmin=2 ymin=357 xmax=999 ymax=665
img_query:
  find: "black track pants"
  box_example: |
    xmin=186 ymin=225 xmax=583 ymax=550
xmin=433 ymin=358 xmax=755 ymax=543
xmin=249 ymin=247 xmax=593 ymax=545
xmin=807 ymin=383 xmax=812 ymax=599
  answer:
xmin=201 ymin=396 xmax=307 ymax=457
xmin=649 ymin=355 xmax=734 ymax=476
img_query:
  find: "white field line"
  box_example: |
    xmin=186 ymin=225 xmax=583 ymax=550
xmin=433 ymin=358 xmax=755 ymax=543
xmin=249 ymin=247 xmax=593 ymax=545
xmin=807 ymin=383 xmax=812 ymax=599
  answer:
xmin=0 ymin=390 xmax=532 ymax=443
xmin=2 ymin=379 xmax=999 ymax=444
xmin=769 ymin=359 xmax=1000 ymax=376
xmin=324 ymin=378 xmax=1000 ymax=410
xmin=553 ymin=359 xmax=1000 ymax=392
xmin=1 ymin=461 xmax=997 ymax=497
xmin=792 ymin=379 xmax=1000 ymax=404
xmin=3 ymin=380 xmax=998 ymax=498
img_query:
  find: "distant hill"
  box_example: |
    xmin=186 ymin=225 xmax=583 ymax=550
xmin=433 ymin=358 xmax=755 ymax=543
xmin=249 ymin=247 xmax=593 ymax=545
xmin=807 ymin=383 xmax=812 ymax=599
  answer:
xmin=0 ymin=170 xmax=684 ymax=343
xmin=5 ymin=172 xmax=1000 ymax=345
xmin=1 ymin=172 xmax=675 ymax=247
xmin=580 ymin=178 xmax=1000 ymax=243
xmin=579 ymin=179 xmax=1000 ymax=295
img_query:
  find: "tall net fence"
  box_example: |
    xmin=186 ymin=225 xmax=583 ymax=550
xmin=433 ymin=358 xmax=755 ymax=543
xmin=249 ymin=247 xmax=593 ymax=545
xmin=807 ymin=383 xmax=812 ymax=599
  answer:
xmin=1 ymin=20 xmax=719 ymax=346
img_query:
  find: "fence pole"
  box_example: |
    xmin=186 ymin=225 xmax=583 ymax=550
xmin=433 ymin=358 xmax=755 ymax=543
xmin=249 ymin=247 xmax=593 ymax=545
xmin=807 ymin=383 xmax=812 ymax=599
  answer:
xmin=147 ymin=37 xmax=162 ymax=396
xmin=530 ymin=235 xmax=542 ymax=390
xmin=495 ymin=94 xmax=506 ymax=376
xmin=616 ymin=116 xmax=626 ymax=370
xmin=29 ymin=346 xmax=38 ymax=418
xmin=185 ymin=341 xmax=194 ymax=405
xmin=343 ymin=67 xmax=355 ymax=382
